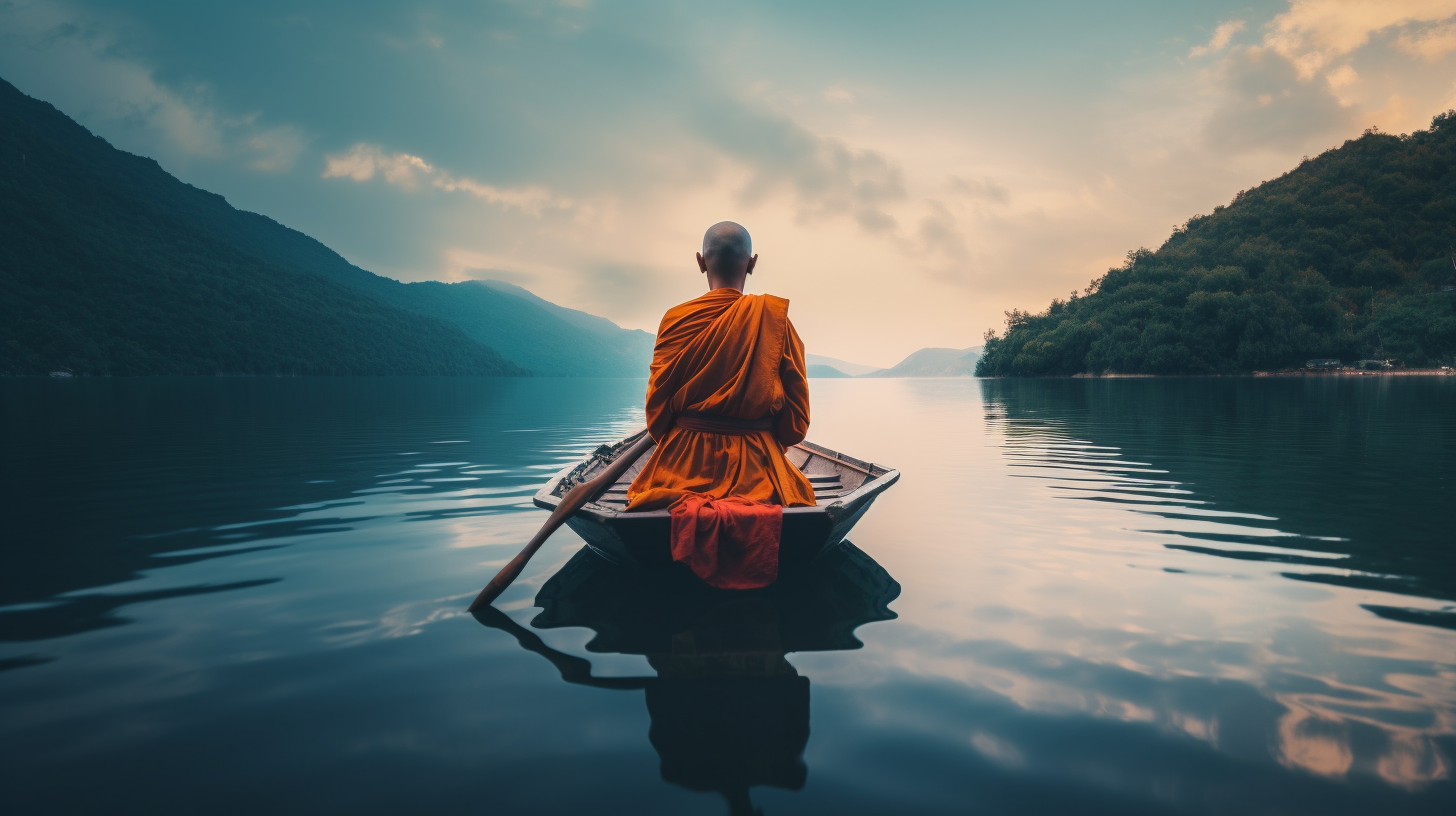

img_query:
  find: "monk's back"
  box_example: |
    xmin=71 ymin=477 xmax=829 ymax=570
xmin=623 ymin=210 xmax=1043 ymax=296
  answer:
xmin=625 ymin=287 xmax=816 ymax=512
xmin=653 ymin=289 xmax=793 ymax=424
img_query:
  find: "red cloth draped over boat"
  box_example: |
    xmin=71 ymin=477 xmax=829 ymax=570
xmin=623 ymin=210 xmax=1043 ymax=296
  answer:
xmin=669 ymin=495 xmax=784 ymax=589
xmin=626 ymin=288 xmax=816 ymax=589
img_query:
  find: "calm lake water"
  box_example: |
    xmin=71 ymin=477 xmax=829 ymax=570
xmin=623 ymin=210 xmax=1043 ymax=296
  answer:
xmin=2 ymin=376 xmax=1454 ymax=815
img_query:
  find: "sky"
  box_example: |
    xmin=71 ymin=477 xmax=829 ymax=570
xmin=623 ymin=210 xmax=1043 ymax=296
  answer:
xmin=3 ymin=1 xmax=1455 ymax=367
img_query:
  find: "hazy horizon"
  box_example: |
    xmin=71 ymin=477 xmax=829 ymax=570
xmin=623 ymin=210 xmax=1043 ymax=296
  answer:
xmin=3 ymin=0 xmax=1453 ymax=367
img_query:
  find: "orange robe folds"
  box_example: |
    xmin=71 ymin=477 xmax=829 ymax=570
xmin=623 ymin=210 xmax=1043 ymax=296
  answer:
xmin=626 ymin=288 xmax=816 ymax=586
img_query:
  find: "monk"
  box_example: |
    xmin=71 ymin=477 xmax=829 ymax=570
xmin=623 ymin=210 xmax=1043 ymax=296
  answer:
xmin=626 ymin=221 xmax=816 ymax=589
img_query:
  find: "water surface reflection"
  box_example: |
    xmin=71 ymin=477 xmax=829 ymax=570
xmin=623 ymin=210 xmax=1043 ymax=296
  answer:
xmin=1 ymin=376 xmax=1452 ymax=814
xmin=477 ymin=542 xmax=898 ymax=814
xmin=971 ymin=378 xmax=1456 ymax=789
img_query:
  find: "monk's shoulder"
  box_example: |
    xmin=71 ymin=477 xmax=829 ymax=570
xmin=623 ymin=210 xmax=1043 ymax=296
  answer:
xmin=657 ymin=301 xmax=695 ymax=332
xmin=658 ymin=290 xmax=739 ymax=335
xmin=741 ymin=292 xmax=790 ymax=318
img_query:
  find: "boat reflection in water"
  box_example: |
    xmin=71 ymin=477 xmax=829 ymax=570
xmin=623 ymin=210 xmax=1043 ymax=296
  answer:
xmin=475 ymin=541 xmax=900 ymax=814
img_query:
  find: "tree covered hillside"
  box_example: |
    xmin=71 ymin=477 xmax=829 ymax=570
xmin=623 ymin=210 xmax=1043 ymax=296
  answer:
xmin=0 ymin=78 xmax=526 ymax=377
xmin=978 ymin=113 xmax=1456 ymax=376
xmin=1 ymin=77 xmax=654 ymax=377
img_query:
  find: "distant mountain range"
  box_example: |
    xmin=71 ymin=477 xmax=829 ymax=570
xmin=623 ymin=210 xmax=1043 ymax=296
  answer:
xmin=862 ymin=346 xmax=981 ymax=377
xmin=806 ymin=347 xmax=982 ymax=378
xmin=805 ymin=353 xmax=882 ymax=377
xmin=0 ymin=78 xmax=651 ymax=377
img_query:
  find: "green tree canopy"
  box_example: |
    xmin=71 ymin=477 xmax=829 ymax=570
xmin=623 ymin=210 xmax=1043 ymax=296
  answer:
xmin=978 ymin=113 xmax=1456 ymax=376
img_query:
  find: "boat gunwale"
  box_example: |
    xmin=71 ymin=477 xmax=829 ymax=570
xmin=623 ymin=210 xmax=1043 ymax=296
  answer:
xmin=530 ymin=430 xmax=899 ymax=522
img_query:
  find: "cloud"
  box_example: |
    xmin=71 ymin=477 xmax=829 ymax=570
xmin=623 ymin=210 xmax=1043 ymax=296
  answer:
xmin=1264 ymin=0 xmax=1456 ymax=79
xmin=915 ymin=201 xmax=969 ymax=262
xmin=694 ymin=99 xmax=906 ymax=232
xmin=1203 ymin=45 xmax=1356 ymax=153
xmin=322 ymin=143 xmax=572 ymax=215
xmin=323 ymin=144 xmax=431 ymax=186
xmin=247 ymin=125 xmax=309 ymax=173
xmin=9 ymin=0 xmax=1452 ymax=364
xmin=1190 ymin=20 xmax=1247 ymax=58
xmin=1396 ymin=18 xmax=1456 ymax=60
xmin=948 ymin=175 xmax=1011 ymax=204
xmin=0 ymin=0 xmax=309 ymax=170
xmin=1190 ymin=0 xmax=1456 ymax=155
xmin=1324 ymin=63 xmax=1359 ymax=90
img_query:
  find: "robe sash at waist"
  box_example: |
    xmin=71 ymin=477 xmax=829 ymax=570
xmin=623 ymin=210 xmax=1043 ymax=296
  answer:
xmin=673 ymin=411 xmax=775 ymax=435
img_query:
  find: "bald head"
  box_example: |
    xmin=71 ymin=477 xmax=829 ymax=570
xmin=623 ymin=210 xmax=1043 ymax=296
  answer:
xmin=700 ymin=221 xmax=752 ymax=275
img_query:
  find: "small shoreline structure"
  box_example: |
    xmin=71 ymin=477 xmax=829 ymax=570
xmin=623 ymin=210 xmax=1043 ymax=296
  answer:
xmin=1253 ymin=366 xmax=1454 ymax=377
xmin=1023 ymin=365 xmax=1456 ymax=379
xmin=1258 ymin=358 xmax=1456 ymax=376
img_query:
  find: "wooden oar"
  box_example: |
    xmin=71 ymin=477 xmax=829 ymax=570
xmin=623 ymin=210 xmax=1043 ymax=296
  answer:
xmin=467 ymin=432 xmax=654 ymax=612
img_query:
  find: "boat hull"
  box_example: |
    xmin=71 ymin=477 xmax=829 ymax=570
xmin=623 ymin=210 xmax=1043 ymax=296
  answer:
xmin=562 ymin=495 xmax=884 ymax=573
xmin=534 ymin=431 xmax=899 ymax=576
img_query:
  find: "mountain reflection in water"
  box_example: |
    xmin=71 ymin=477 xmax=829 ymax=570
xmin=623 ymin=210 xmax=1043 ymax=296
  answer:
xmin=979 ymin=377 xmax=1456 ymax=610
xmin=973 ymin=377 xmax=1456 ymax=790
xmin=475 ymin=542 xmax=899 ymax=815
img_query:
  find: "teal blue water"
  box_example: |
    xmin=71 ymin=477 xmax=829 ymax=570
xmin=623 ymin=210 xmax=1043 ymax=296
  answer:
xmin=2 ymin=376 xmax=1454 ymax=815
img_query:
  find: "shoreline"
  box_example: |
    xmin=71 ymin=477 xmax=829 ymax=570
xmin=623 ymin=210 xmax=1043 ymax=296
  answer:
xmin=1249 ymin=368 xmax=1455 ymax=377
xmin=1026 ymin=368 xmax=1456 ymax=379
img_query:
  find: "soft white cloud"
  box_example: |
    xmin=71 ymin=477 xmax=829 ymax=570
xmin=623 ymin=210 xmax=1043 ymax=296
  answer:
xmin=322 ymin=144 xmax=431 ymax=186
xmin=1190 ymin=20 xmax=1247 ymax=58
xmin=1325 ymin=63 xmax=1359 ymax=89
xmin=823 ymin=86 xmax=855 ymax=104
xmin=434 ymin=177 xmax=570 ymax=214
xmin=1202 ymin=45 xmax=1356 ymax=153
xmin=1185 ymin=0 xmax=1456 ymax=158
xmin=322 ymin=143 xmax=572 ymax=215
xmin=1264 ymin=0 xmax=1456 ymax=79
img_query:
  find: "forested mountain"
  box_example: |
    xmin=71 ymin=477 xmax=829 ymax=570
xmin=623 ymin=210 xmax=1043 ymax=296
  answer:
xmin=478 ymin=278 xmax=654 ymax=353
xmin=0 ymin=78 xmax=652 ymax=377
xmin=0 ymin=80 xmax=523 ymax=376
xmin=383 ymin=280 xmax=653 ymax=377
xmin=978 ymin=113 xmax=1456 ymax=376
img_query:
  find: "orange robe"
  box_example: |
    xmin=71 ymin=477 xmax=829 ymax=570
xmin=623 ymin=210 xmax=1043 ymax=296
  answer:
xmin=626 ymin=288 xmax=816 ymax=512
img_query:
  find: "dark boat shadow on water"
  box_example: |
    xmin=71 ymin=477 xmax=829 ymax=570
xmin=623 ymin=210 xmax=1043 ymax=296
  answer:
xmin=474 ymin=541 xmax=900 ymax=815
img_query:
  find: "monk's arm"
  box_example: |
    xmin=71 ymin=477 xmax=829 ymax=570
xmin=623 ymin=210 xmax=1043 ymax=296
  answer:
xmin=775 ymin=319 xmax=810 ymax=448
xmin=643 ymin=315 xmax=679 ymax=441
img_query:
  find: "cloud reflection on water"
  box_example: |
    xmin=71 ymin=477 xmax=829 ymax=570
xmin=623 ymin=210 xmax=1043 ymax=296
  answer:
xmin=962 ymin=378 xmax=1456 ymax=790
xmin=3 ymin=377 xmax=1454 ymax=812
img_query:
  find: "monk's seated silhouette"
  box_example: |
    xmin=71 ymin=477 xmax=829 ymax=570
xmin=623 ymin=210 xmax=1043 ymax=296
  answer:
xmin=626 ymin=222 xmax=816 ymax=590
xmin=645 ymin=597 xmax=810 ymax=816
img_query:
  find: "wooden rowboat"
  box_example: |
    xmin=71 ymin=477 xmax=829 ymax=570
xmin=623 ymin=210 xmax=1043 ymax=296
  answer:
xmin=533 ymin=429 xmax=900 ymax=573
